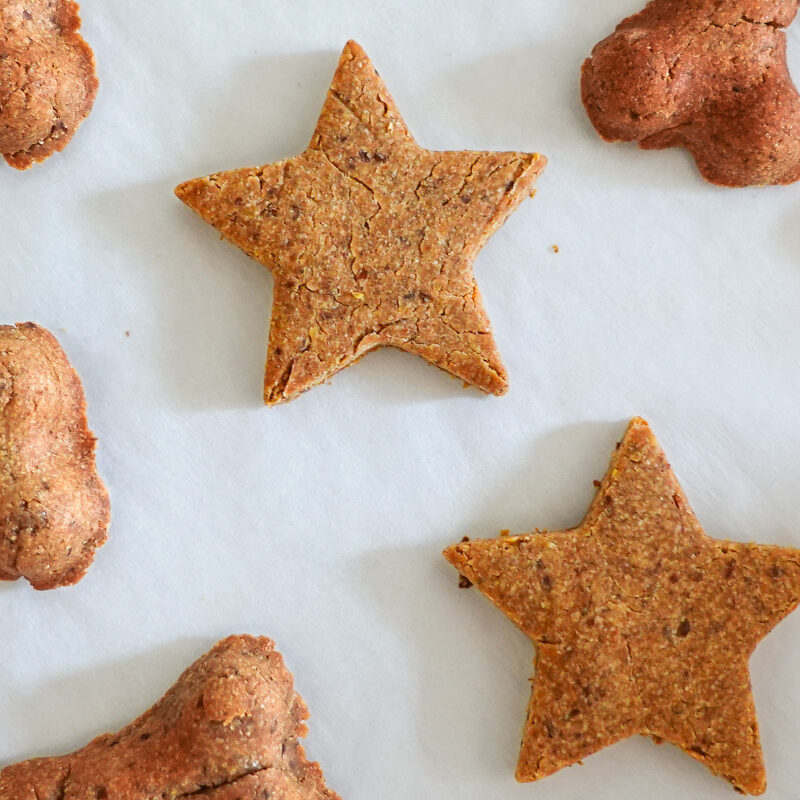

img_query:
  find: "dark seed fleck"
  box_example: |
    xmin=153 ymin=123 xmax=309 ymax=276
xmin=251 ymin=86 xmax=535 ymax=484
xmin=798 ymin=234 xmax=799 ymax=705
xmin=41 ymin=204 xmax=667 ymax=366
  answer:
xmin=724 ymin=559 xmax=736 ymax=579
xmin=458 ymin=575 xmax=473 ymax=589
xmin=677 ymin=619 xmax=691 ymax=637
xmin=359 ymin=150 xmax=370 ymax=162
xmin=260 ymin=203 xmax=278 ymax=218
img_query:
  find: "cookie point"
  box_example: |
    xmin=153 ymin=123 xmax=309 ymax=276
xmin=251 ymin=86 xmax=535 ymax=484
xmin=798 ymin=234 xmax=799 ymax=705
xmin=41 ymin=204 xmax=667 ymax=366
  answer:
xmin=628 ymin=415 xmax=651 ymax=431
xmin=174 ymin=180 xmax=192 ymax=200
xmin=442 ymin=542 xmax=467 ymax=565
xmin=342 ymin=39 xmax=367 ymax=61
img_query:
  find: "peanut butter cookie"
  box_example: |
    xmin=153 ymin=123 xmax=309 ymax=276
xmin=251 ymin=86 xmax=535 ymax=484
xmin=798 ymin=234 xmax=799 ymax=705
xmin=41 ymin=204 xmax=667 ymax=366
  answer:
xmin=581 ymin=1 xmax=800 ymax=186
xmin=0 ymin=322 xmax=109 ymax=589
xmin=1 ymin=0 xmax=97 ymax=169
xmin=176 ymin=41 xmax=545 ymax=404
xmin=445 ymin=418 xmax=800 ymax=794
xmin=0 ymin=635 xmax=340 ymax=800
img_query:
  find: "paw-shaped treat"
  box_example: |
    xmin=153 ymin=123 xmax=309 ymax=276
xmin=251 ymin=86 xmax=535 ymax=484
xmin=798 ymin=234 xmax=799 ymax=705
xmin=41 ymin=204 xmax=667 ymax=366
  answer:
xmin=0 ymin=636 xmax=341 ymax=800
xmin=581 ymin=0 xmax=800 ymax=186
xmin=0 ymin=323 xmax=109 ymax=589
xmin=0 ymin=0 xmax=97 ymax=169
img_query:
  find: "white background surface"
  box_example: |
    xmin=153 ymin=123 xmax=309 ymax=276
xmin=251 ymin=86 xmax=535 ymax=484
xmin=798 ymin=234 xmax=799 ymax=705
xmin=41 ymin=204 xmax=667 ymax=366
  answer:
xmin=3 ymin=1 xmax=800 ymax=797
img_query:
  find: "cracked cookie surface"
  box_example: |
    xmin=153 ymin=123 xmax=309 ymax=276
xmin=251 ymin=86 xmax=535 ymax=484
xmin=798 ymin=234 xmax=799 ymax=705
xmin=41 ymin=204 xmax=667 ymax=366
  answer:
xmin=0 ymin=0 xmax=97 ymax=169
xmin=444 ymin=417 xmax=800 ymax=794
xmin=176 ymin=40 xmax=545 ymax=405
xmin=581 ymin=0 xmax=800 ymax=186
xmin=0 ymin=635 xmax=341 ymax=800
xmin=0 ymin=322 xmax=109 ymax=590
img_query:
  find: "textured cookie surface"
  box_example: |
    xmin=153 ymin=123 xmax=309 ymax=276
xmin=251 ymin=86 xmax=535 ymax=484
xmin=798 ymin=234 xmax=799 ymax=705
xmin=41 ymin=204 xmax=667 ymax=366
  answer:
xmin=445 ymin=417 xmax=800 ymax=794
xmin=0 ymin=0 xmax=97 ymax=169
xmin=0 ymin=635 xmax=341 ymax=800
xmin=0 ymin=322 xmax=109 ymax=589
xmin=176 ymin=40 xmax=545 ymax=405
xmin=581 ymin=0 xmax=800 ymax=186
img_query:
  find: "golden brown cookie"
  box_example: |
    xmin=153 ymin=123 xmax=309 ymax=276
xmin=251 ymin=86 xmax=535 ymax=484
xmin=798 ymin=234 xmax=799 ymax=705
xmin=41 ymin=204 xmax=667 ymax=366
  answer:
xmin=581 ymin=1 xmax=800 ymax=187
xmin=176 ymin=40 xmax=545 ymax=405
xmin=0 ymin=322 xmax=109 ymax=589
xmin=445 ymin=417 xmax=800 ymax=794
xmin=0 ymin=635 xmax=341 ymax=800
xmin=0 ymin=0 xmax=98 ymax=169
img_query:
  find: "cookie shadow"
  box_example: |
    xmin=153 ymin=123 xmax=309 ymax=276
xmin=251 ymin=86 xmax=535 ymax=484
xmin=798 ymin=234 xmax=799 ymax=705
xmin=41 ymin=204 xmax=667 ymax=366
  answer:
xmin=435 ymin=40 xmax=588 ymax=153
xmin=83 ymin=178 xmax=270 ymax=411
xmin=349 ymin=419 xmax=627 ymax=781
xmin=177 ymin=50 xmax=337 ymax=178
xmin=350 ymin=417 xmax=740 ymax=792
xmin=79 ymin=50 xmax=340 ymax=413
xmin=0 ymin=636 xmax=210 ymax=765
xmin=442 ymin=38 xmax=711 ymax=192
xmin=342 ymin=347 xmax=492 ymax=407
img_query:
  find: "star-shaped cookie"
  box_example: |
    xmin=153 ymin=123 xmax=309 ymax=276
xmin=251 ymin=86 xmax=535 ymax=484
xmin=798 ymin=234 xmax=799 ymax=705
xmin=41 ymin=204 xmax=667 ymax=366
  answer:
xmin=176 ymin=41 xmax=545 ymax=405
xmin=445 ymin=417 xmax=800 ymax=794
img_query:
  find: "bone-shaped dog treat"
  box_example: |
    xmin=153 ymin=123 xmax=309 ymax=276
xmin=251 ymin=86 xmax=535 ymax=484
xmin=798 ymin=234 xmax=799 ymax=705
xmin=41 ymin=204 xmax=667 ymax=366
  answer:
xmin=0 ymin=0 xmax=98 ymax=169
xmin=581 ymin=0 xmax=800 ymax=186
xmin=0 ymin=636 xmax=341 ymax=800
xmin=0 ymin=323 xmax=109 ymax=589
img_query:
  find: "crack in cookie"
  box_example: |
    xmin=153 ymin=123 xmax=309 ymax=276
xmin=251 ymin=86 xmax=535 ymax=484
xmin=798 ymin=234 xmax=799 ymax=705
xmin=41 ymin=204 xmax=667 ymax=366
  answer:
xmin=176 ymin=41 xmax=546 ymax=405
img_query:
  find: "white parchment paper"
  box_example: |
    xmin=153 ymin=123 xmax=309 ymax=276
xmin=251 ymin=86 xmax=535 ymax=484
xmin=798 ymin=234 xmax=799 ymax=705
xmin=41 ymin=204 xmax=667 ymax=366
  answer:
xmin=3 ymin=1 xmax=800 ymax=797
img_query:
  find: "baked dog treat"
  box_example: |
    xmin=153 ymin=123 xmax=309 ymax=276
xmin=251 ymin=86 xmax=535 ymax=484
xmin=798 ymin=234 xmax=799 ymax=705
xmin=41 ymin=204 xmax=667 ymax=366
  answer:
xmin=176 ymin=40 xmax=545 ymax=405
xmin=0 ymin=322 xmax=109 ymax=589
xmin=581 ymin=1 xmax=800 ymax=186
xmin=445 ymin=417 xmax=800 ymax=794
xmin=0 ymin=635 xmax=341 ymax=800
xmin=0 ymin=0 xmax=98 ymax=169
